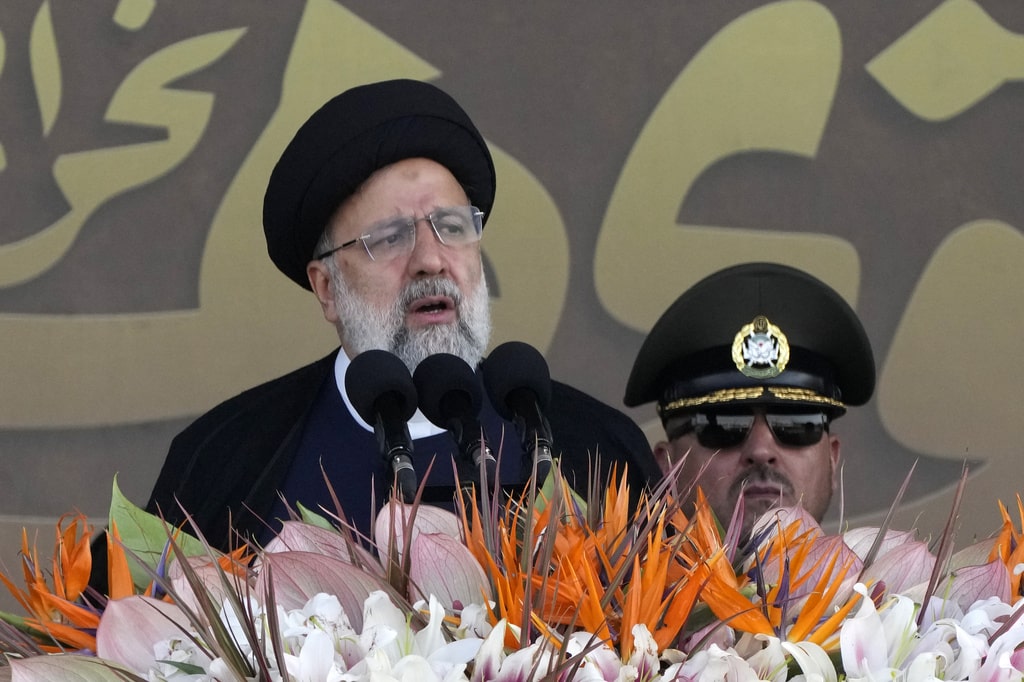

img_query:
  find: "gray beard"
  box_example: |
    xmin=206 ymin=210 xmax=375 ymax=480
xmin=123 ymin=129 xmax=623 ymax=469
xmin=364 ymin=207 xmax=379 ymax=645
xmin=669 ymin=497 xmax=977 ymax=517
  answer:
xmin=331 ymin=269 xmax=491 ymax=373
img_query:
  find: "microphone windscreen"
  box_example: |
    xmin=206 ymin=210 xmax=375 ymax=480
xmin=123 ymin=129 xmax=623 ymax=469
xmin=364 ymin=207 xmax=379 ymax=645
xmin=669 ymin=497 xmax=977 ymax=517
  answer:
xmin=345 ymin=350 xmax=418 ymax=423
xmin=413 ymin=353 xmax=483 ymax=427
xmin=480 ymin=341 xmax=552 ymax=417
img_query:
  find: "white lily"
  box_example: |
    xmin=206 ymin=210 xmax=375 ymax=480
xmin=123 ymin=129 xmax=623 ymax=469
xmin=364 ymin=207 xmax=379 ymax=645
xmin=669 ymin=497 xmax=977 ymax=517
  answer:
xmin=782 ymin=640 xmax=837 ymax=682
xmin=667 ymin=643 xmax=762 ymax=682
xmin=563 ymin=630 xmax=622 ymax=681
xmin=360 ymin=589 xmax=411 ymax=662
xmin=456 ymin=601 xmax=494 ymax=639
xmin=413 ymin=594 xmax=485 ymax=676
xmin=744 ymin=634 xmax=790 ymax=682
xmin=629 ymin=624 xmax=661 ymax=682
xmin=469 ymin=619 xmax=507 ymax=682
xmin=841 ymin=583 xmax=930 ymax=680
xmin=390 ymin=653 xmax=469 ymax=682
xmin=492 ymin=642 xmax=556 ymax=682
xmin=282 ymin=629 xmax=344 ymax=681
xmin=840 ymin=584 xmax=891 ymax=678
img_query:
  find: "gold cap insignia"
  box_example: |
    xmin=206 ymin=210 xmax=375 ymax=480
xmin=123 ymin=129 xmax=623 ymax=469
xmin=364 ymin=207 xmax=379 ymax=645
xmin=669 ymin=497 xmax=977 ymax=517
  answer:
xmin=732 ymin=315 xmax=790 ymax=379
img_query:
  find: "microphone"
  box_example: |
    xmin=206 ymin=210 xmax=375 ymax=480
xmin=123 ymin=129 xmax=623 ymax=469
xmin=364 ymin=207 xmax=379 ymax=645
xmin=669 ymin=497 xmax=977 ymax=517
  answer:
xmin=480 ymin=342 xmax=555 ymax=484
xmin=345 ymin=350 xmax=419 ymax=503
xmin=413 ymin=353 xmax=497 ymax=489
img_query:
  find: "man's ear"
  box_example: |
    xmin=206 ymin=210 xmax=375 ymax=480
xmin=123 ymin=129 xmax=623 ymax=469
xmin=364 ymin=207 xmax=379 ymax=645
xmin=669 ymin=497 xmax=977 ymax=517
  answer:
xmin=307 ymin=260 xmax=338 ymax=324
xmin=653 ymin=440 xmax=675 ymax=475
xmin=828 ymin=434 xmax=841 ymax=493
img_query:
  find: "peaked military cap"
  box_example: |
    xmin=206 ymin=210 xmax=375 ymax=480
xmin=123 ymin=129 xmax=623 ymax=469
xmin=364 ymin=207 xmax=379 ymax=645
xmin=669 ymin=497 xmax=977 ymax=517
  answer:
xmin=263 ymin=79 xmax=496 ymax=289
xmin=624 ymin=262 xmax=875 ymax=420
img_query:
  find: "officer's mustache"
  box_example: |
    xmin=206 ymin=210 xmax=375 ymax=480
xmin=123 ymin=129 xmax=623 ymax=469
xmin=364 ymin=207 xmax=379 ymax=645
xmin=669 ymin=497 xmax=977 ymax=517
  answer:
xmin=728 ymin=464 xmax=795 ymax=501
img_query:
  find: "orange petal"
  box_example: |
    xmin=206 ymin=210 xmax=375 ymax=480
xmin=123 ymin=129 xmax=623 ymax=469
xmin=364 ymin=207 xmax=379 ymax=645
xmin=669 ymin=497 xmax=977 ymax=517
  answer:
xmin=106 ymin=521 xmax=136 ymax=600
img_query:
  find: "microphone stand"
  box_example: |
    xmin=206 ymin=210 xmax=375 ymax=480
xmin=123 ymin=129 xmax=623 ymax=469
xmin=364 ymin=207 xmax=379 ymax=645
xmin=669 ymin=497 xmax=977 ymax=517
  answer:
xmin=345 ymin=350 xmax=420 ymax=504
xmin=373 ymin=396 xmax=417 ymax=504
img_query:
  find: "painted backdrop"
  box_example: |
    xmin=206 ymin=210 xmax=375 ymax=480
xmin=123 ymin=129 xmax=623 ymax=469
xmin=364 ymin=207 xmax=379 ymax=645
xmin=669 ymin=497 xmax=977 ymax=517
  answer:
xmin=1 ymin=1 xmax=1022 ymax=598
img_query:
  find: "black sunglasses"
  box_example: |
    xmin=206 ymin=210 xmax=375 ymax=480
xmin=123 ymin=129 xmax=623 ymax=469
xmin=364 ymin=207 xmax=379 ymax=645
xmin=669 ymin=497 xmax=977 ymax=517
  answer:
xmin=668 ymin=409 xmax=829 ymax=449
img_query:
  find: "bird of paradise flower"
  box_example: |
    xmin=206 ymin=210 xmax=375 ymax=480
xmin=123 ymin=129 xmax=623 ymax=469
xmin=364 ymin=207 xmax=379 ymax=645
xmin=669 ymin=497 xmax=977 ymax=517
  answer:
xmin=458 ymin=468 xmax=720 ymax=660
xmin=0 ymin=507 xmax=248 ymax=656
xmin=0 ymin=514 xmax=133 ymax=653
xmin=989 ymin=495 xmax=1024 ymax=598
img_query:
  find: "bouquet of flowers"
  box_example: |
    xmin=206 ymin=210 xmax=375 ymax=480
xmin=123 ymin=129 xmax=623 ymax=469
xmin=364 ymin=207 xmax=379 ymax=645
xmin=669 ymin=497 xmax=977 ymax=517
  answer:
xmin=1 ymin=465 xmax=1023 ymax=682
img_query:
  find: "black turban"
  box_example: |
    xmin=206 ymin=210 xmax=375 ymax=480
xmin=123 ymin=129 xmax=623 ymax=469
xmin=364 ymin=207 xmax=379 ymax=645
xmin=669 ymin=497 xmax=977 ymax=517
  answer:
xmin=263 ymin=79 xmax=496 ymax=289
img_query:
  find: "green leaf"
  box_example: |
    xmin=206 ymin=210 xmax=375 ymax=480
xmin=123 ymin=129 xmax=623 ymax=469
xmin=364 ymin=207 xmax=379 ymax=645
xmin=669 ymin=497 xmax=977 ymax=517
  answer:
xmin=533 ymin=460 xmax=587 ymax=516
xmin=156 ymin=660 xmax=207 ymax=675
xmin=0 ymin=609 xmax=30 ymax=631
xmin=0 ymin=609 xmax=58 ymax=643
xmin=297 ymin=502 xmax=336 ymax=530
xmin=108 ymin=475 xmax=207 ymax=590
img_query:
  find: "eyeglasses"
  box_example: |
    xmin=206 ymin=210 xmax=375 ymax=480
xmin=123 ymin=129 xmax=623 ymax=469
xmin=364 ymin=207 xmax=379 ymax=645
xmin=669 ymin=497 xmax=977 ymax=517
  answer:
xmin=316 ymin=205 xmax=484 ymax=263
xmin=667 ymin=409 xmax=829 ymax=449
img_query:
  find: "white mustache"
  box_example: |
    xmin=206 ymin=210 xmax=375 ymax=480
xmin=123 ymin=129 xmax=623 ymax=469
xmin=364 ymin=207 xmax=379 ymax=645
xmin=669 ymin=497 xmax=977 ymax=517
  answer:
xmin=400 ymin=277 xmax=462 ymax=310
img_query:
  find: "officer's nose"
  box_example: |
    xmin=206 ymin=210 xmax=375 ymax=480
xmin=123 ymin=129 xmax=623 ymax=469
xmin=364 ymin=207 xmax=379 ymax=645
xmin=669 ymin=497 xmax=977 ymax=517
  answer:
xmin=742 ymin=415 xmax=778 ymax=465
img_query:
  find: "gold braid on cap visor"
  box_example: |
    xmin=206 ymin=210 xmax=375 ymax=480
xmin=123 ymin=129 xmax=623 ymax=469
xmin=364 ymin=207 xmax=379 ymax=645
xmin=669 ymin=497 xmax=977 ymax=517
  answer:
xmin=657 ymin=386 xmax=846 ymax=418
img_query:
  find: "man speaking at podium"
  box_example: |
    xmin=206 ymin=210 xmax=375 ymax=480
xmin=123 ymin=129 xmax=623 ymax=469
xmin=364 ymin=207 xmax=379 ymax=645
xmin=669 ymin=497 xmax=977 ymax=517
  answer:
xmin=144 ymin=79 xmax=658 ymax=549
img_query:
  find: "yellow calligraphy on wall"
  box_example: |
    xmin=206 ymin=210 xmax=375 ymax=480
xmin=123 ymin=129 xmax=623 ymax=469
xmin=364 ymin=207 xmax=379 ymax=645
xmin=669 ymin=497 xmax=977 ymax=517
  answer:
xmin=0 ymin=0 xmax=569 ymax=427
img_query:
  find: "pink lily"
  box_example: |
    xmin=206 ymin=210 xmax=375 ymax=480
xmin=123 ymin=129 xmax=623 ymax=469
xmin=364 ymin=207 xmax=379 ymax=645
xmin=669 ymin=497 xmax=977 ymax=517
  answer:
xmin=904 ymin=560 xmax=1012 ymax=613
xmin=263 ymin=519 xmax=383 ymax=576
xmin=409 ymin=531 xmax=492 ymax=609
xmin=6 ymin=655 xmax=136 ymax=680
xmin=257 ymin=550 xmax=390 ymax=630
xmin=96 ymin=595 xmax=211 ymax=675
xmin=860 ymin=540 xmax=936 ymax=595
xmin=374 ymin=500 xmax=463 ymax=561
xmin=843 ymin=527 xmax=918 ymax=562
